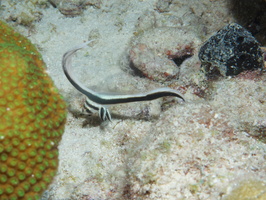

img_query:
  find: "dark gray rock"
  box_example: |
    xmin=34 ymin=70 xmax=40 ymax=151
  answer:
xmin=199 ymin=23 xmax=264 ymax=76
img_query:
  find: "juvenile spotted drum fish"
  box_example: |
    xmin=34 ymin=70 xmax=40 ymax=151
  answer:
xmin=62 ymin=41 xmax=184 ymax=121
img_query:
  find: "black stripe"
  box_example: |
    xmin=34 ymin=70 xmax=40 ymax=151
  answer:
xmin=84 ymin=100 xmax=99 ymax=111
xmin=87 ymin=91 xmax=184 ymax=105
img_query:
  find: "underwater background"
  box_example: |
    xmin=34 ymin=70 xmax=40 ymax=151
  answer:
xmin=0 ymin=0 xmax=266 ymax=199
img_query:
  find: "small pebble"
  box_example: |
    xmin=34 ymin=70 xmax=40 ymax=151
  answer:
xmin=49 ymin=0 xmax=101 ymax=16
xmin=156 ymin=0 xmax=173 ymax=12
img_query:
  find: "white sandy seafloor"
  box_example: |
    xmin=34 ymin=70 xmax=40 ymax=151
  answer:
xmin=1 ymin=0 xmax=266 ymax=199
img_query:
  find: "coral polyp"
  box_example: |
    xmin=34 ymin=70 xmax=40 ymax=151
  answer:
xmin=0 ymin=20 xmax=66 ymax=199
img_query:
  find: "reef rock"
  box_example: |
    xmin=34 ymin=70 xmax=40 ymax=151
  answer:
xmin=199 ymin=23 xmax=264 ymax=76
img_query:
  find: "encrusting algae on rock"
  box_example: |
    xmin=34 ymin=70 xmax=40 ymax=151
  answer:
xmin=223 ymin=179 xmax=266 ymax=200
xmin=0 ymin=20 xmax=66 ymax=200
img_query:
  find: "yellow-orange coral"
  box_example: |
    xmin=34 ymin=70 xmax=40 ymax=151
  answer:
xmin=0 ymin=20 xmax=66 ymax=200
